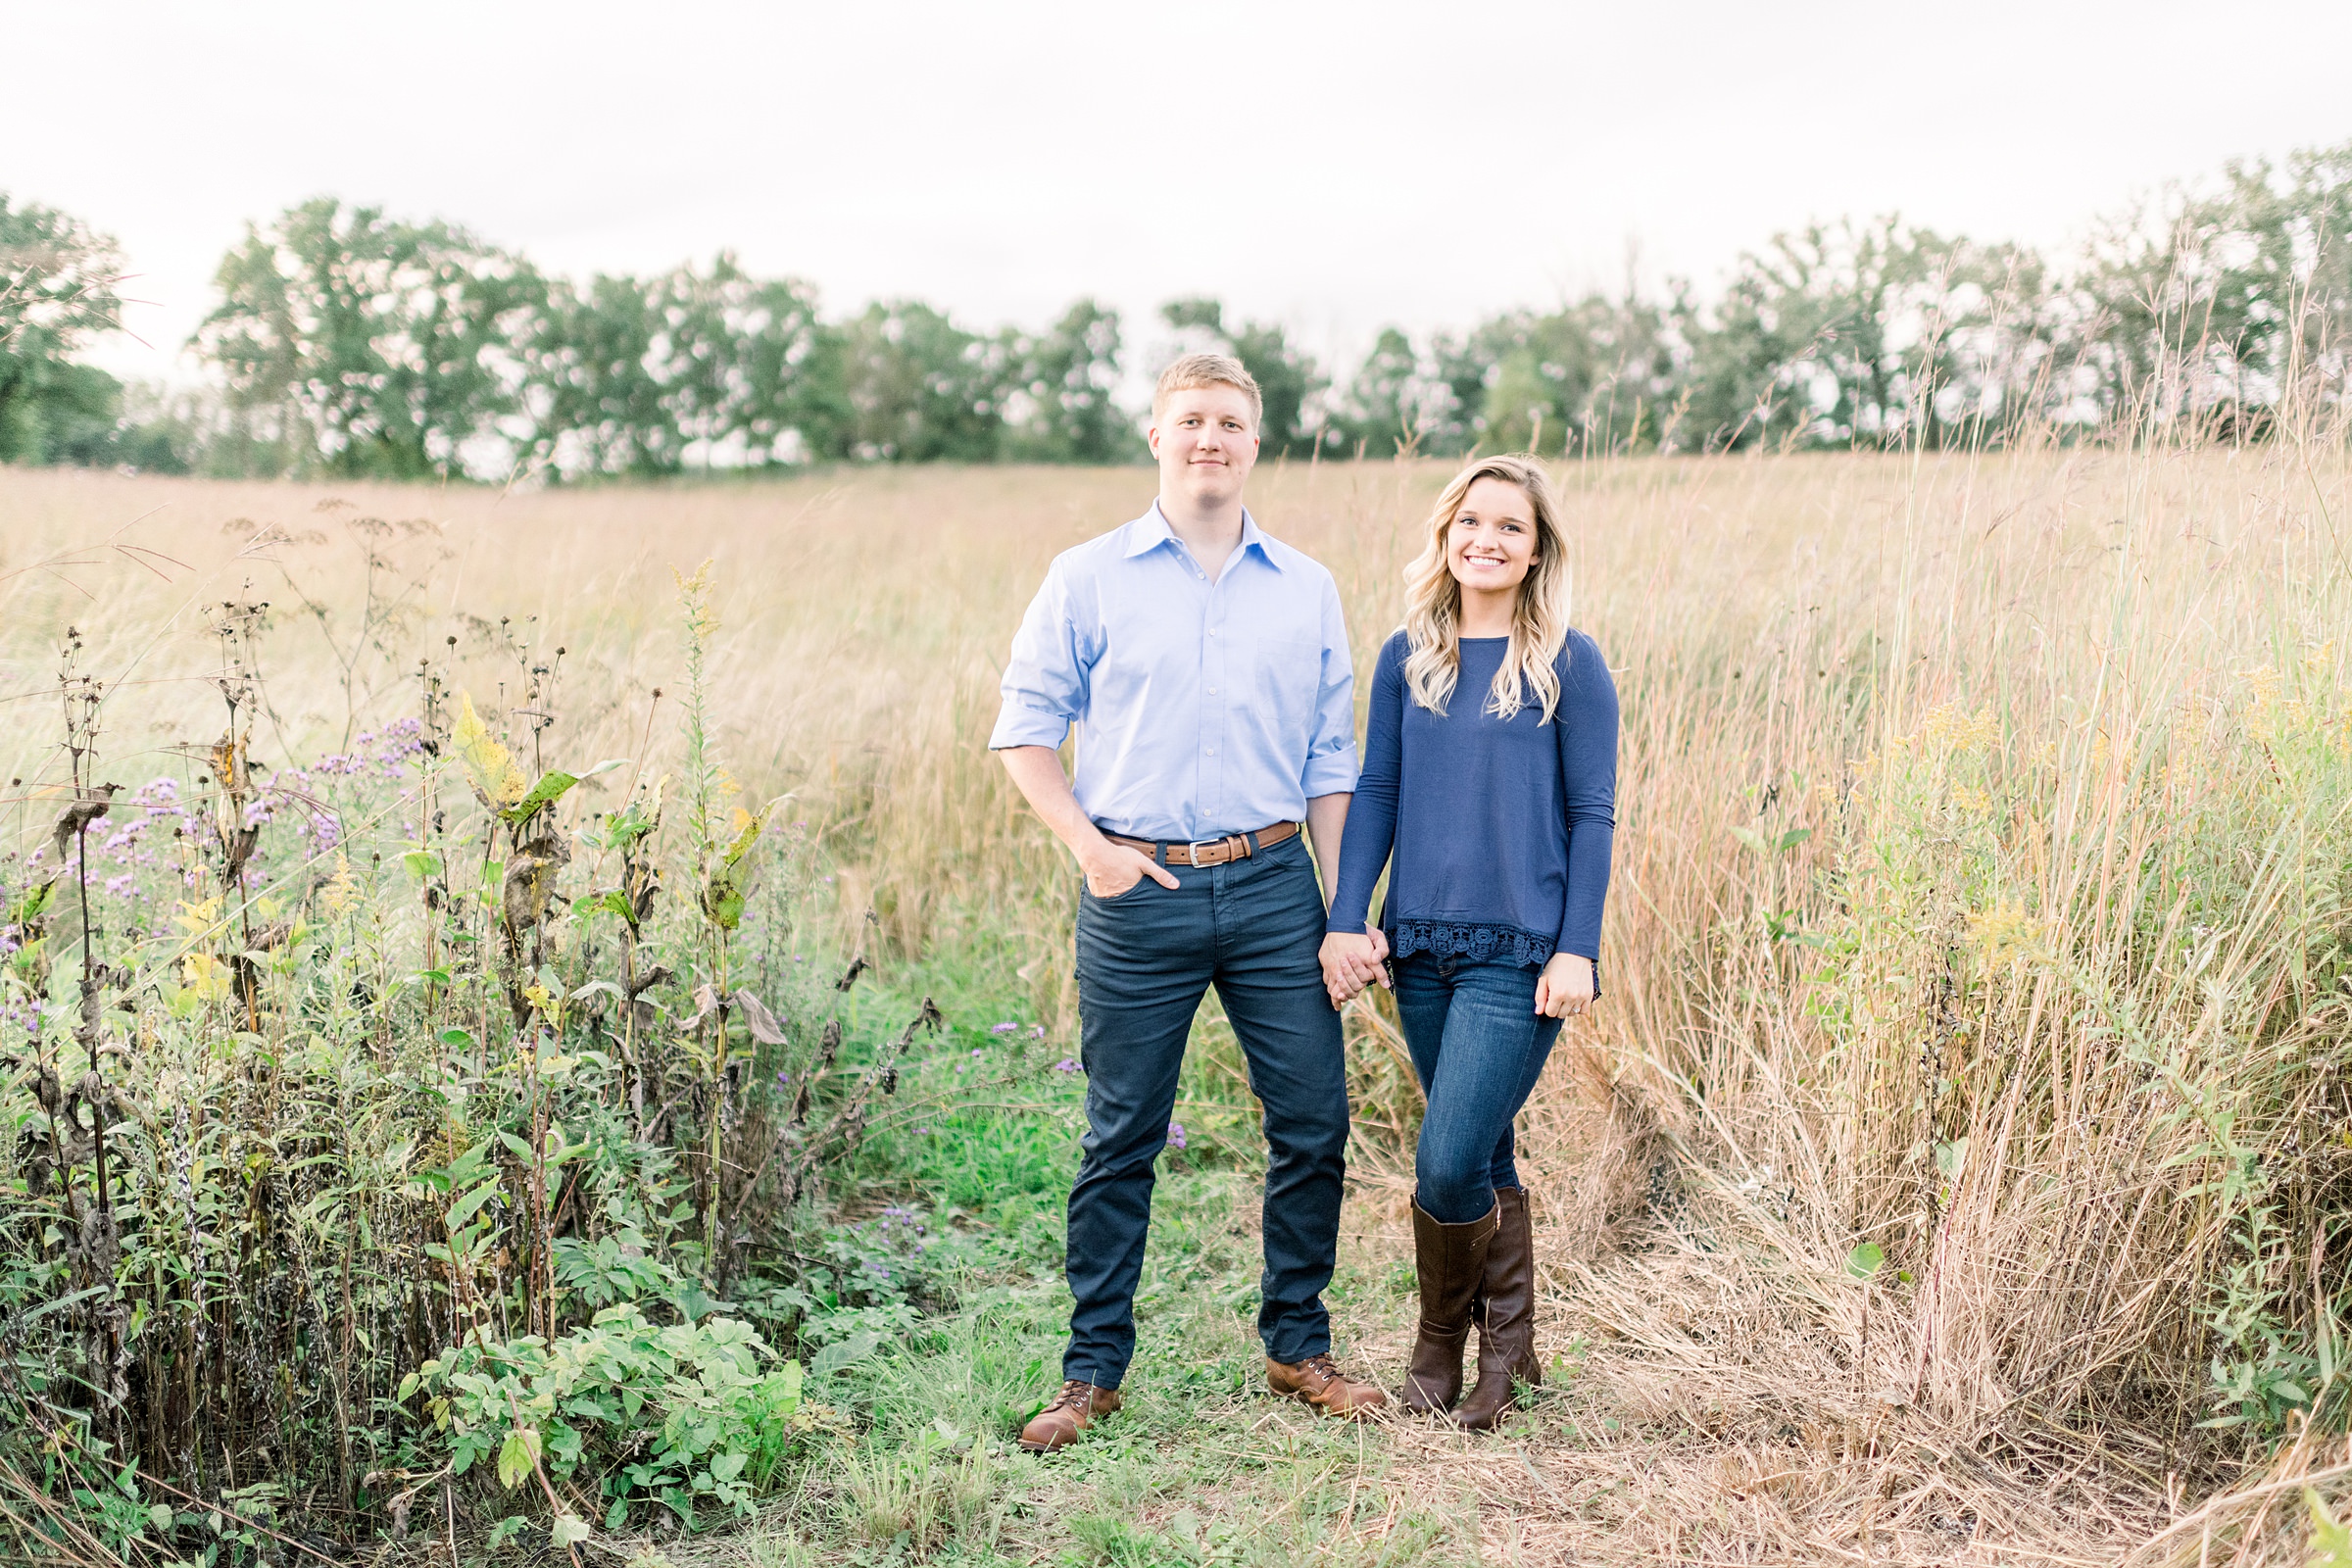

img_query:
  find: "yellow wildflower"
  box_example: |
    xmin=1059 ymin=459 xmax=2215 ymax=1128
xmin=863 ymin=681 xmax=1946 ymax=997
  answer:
xmin=181 ymin=952 xmax=233 ymax=1003
xmin=1967 ymin=900 xmax=2049 ymax=972
xmin=322 ymin=852 xmax=361 ymax=918
xmin=172 ymin=896 xmax=222 ymax=938
xmin=1921 ymin=703 xmax=1999 ymax=755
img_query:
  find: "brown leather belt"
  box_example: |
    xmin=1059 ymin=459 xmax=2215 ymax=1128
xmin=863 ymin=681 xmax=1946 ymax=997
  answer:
xmin=1103 ymin=820 xmax=1299 ymax=868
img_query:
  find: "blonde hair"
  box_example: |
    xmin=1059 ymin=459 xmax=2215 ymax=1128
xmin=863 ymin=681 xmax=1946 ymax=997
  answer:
xmin=1400 ymin=454 xmax=1574 ymax=722
xmin=1152 ymin=352 xmax=1262 ymax=427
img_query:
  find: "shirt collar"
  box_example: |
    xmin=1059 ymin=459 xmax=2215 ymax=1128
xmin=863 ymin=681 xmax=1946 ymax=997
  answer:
xmin=1125 ymin=503 xmax=1284 ymax=570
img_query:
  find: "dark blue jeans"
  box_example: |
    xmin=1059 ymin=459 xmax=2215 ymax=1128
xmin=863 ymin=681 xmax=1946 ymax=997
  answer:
xmin=1064 ymin=834 xmax=1348 ymax=1389
xmin=1394 ymin=952 xmax=1564 ymax=1225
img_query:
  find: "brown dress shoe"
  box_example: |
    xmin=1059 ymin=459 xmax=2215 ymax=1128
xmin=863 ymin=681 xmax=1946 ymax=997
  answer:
xmin=1397 ymin=1199 xmax=1498 ymax=1414
xmin=1017 ymin=1380 xmax=1121 ymax=1452
xmin=1267 ymin=1352 xmax=1388 ymax=1417
xmin=1456 ymin=1187 xmax=1540 ymax=1431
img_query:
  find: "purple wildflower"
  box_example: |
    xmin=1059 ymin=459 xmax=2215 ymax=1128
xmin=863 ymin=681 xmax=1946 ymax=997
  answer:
xmin=1166 ymin=1121 xmax=1188 ymax=1152
xmin=991 ymin=1021 xmax=1017 ymax=1035
xmin=1054 ymin=1058 xmax=1082 ymax=1073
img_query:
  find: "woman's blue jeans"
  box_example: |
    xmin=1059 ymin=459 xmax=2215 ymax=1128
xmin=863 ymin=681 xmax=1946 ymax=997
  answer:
xmin=1394 ymin=952 xmax=1563 ymax=1224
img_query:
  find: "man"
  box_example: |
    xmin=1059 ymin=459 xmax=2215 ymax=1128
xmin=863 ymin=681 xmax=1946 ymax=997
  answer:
xmin=992 ymin=352 xmax=1389 ymax=1452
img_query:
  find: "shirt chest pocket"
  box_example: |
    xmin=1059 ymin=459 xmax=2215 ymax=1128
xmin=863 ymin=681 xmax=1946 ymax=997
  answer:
xmin=1247 ymin=634 xmax=1322 ymax=735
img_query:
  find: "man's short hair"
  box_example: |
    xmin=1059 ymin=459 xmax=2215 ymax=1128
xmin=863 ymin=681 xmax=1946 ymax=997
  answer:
xmin=1152 ymin=352 xmax=1262 ymax=428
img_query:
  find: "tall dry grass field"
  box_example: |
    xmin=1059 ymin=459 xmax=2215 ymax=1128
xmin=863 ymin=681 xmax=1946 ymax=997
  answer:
xmin=3 ymin=437 xmax=2349 ymax=1561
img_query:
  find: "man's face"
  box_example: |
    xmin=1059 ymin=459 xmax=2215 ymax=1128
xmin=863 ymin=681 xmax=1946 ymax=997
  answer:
xmin=1149 ymin=385 xmax=1259 ymax=512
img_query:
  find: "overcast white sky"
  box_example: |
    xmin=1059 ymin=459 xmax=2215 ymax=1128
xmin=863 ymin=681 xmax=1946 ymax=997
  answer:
xmin=15 ymin=0 xmax=2352 ymax=387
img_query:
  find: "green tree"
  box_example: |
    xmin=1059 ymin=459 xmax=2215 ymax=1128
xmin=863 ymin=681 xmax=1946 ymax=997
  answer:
xmin=2238 ymin=143 xmax=2352 ymax=416
xmin=1474 ymin=294 xmax=1679 ymax=455
xmin=819 ymin=300 xmax=1004 ymax=462
xmin=1159 ymin=297 xmax=1326 ymax=457
xmin=999 ymin=299 xmax=1133 ymax=463
xmin=532 ymin=270 xmax=674 ymax=478
xmin=2070 ymin=141 xmax=2352 ymax=432
xmin=726 ymin=272 xmax=835 ymax=465
xmin=1326 ymin=326 xmax=1426 ymax=456
xmin=1420 ymin=328 xmax=1500 ymax=456
xmin=104 ymin=381 xmax=203 ymax=474
xmin=1681 ymin=218 xmax=2047 ymax=451
xmin=196 ymin=197 xmax=549 ymax=479
xmin=0 ymin=193 xmax=125 ymax=465
xmin=532 ymin=257 xmax=829 ymax=478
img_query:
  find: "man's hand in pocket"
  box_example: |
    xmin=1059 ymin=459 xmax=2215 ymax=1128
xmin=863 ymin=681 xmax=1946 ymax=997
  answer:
xmin=1080 ymin=839 xmax=1180 ymax=900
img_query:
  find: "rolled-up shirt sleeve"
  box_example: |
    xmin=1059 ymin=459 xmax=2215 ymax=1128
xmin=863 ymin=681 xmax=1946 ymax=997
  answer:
xmin=990 ymin=560 xmax=1091 ymax=751
xmin=1299 ymin=573 xmax=1359 ymax=797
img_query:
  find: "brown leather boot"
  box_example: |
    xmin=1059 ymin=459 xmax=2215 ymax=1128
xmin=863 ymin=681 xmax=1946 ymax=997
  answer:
xmin=1016 ymin=1380 xmax=1122 ymax=1452
xmin=1455 ymin=1187 xmax=1540 ymax=1431
xmin=1266 ymin=1352 xmax=1388 ymax=1417
xmin=1396 ymin=1199 xmax=1498 ymax=1414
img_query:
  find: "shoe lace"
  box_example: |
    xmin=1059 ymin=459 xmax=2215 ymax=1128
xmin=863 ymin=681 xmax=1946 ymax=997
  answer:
xmin=1298 ymin=1353 xmax=1345 ymax=1384
xmin=1043 ymin=1379 xmax=1096 ymax=1413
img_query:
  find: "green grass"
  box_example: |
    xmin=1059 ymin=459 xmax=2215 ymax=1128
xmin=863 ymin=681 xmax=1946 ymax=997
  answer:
xmin=705 ymin=956 xmax=1478 ymax=1567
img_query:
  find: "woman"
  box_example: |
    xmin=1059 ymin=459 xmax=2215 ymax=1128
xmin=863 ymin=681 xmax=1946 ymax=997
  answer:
xmin=1321 ymin=453 xmax=1617 ymax=1430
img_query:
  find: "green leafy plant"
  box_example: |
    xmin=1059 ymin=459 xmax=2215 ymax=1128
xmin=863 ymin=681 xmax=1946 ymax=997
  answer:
xmin=400 ymin=1306 xmax=821 ymax=1532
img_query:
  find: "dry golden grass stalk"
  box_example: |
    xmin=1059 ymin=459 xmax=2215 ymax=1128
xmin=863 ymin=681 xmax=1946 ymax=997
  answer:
xmin=3 ymin=427 xmax=2346 ymax=1560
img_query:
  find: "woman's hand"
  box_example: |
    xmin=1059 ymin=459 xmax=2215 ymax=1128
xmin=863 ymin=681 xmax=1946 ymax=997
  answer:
xmin=1320 ymin=931 xmax=1389 ymax=1010
xmin=1535 ymin=953 xmax=1594 ymax=1019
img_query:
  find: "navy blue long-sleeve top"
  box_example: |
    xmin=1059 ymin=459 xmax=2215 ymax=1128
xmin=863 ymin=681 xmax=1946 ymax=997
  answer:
xmin=1327 ymin=629 xmax=1618 ymax=967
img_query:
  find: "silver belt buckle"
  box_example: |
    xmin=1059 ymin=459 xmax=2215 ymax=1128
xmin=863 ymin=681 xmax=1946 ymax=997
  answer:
xmin=1185 ymin=837 xmax=1226 ymax=864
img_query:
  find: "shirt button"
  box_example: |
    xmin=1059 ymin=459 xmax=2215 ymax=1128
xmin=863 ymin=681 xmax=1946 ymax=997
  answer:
xmin=1208 ymin=628 xmax=1218 ymax=637
xmin=1205 ymin=748 xmax=1216 ymax=756
xmin=1206 ymin=687 xmax=1216 ymax=695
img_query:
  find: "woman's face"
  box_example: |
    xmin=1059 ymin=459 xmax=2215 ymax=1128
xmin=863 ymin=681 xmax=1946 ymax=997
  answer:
xmin=1446 ymin=476 xmax=1539 ymax=600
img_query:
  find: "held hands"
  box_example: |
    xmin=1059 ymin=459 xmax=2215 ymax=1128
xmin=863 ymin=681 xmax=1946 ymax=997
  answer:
xmin=1535 ymin=953 xmax=1595 ymax=1019
xmin=1080 ymin=838 xmax=1181 ymax=900
xmin=1319 ymin=929 xmax=1391 ymax=1010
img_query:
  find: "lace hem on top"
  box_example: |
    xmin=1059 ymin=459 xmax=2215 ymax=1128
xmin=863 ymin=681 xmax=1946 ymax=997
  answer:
xmin=1388 ymin=918 xmax=1555 ymax=969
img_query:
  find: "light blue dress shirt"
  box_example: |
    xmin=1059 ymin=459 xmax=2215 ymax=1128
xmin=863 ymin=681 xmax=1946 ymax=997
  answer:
xmin=989 ymin=504 xmax=1359 ymax=843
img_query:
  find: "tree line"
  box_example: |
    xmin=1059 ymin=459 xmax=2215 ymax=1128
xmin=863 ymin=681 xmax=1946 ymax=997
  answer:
xmin=3 ymin=141 xmax=2348 ymax=481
